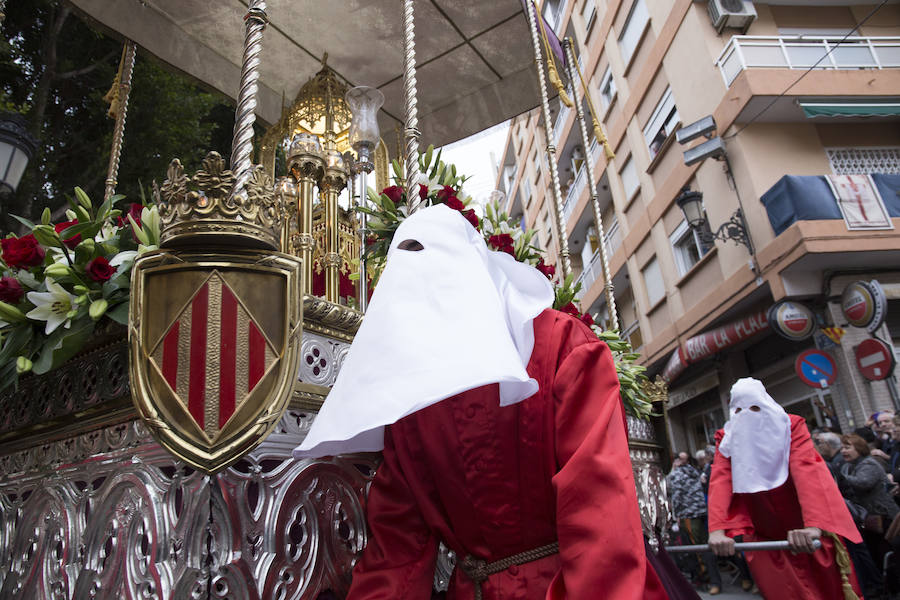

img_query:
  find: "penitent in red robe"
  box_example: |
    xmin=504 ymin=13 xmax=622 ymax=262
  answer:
xmin=708 ymin=415 xmax=864 ymax=600
xmin=346 ymin=309 xmax=668 ymax=599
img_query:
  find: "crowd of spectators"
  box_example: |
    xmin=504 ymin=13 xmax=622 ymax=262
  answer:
xmin=667 ymin=409 xmax=900 ymax=598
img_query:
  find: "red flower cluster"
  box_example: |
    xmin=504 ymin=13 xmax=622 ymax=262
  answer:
xmin=488 ymin=233 xmax=515 ymax=256
xmin=117 ymin=203 xmax=144 ymax=228
xmin=444 ymin=196 xmax=465 ymax=211
xmin=382 ymin=186 xmax=404 ymax=205
xmin=86 ymin=256 xmax=115 ymax=282
xmin=558 ymin=300 xmax=595 ymax=327
xmin=0 ymin=276 xmax=24 ymax=304
xmin=536 ymin=258 xmax=555 ymax=280
xmin=462 ymin=209 xmax=479 ymax=230
xmin=54 ymin=220 xmax=82 ymax=249
xmin=1 ymin=235 xmax=46 ymax=269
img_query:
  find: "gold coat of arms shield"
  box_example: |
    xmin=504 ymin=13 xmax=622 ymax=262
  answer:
xmin=129 ymin=249 xmax=302 ymax=473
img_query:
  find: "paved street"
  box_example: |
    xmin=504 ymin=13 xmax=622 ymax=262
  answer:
xmin=696 ymin=581 xmax=759 ymax=599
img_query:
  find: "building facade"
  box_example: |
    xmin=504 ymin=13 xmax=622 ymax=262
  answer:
xmin=496 ymin=0 xmax=900 ymax=453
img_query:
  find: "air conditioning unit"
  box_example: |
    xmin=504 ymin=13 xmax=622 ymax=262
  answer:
xmin=708 ymin=0 xmax=757 ymax=34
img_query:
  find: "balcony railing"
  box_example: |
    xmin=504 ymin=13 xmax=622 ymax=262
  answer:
xmin=562 ymin=167 xmax=586 ymax=222
xmin=716 ymin=36 xmax=900 ymax=87
xmin=553 ymin=104 xmax=570 ymax=145
xmin=604 ymin=219 xmax=621 ymax=257
xmin=575 ymin=250 xmax=603 ymax=300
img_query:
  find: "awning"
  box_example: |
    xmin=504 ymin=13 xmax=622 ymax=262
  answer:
xmin=800 ymin=102 xmax=900 ymax=118
xmin=69 ymin=0 xmax=560 ymax=148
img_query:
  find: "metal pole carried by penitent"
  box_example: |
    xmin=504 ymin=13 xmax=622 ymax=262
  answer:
xmin=666 ymin=539 xmax=822 ymax=553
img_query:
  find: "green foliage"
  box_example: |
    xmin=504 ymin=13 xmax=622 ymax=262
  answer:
xmin=0 ymin=0 xmax=235 ymax=235
xmin=0 ymin=187 xmax=159 ymax=392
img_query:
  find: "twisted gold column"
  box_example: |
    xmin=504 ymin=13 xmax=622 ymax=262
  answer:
xmin=563 ymin=38 xmax=618 ymax=329
xmin=524 ymin=0 xmax=570 ymax=278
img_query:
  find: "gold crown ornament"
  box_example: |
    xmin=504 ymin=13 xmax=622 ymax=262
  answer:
xmin=153 ymin=151 xmax=282 ymax=250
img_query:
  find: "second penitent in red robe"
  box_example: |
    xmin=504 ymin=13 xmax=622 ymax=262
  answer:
xmin=708 ymin=414 xmax=863 ymax=600
xmin=346 ymin=309 xmax=668 ymax=599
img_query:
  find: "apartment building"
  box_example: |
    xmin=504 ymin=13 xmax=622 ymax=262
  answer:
xmin=496 ymin=0 xmax=900 ymax=453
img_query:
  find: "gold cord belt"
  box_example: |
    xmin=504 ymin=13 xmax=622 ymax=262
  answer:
xmin=459 ymin=541 xmax=559 ymax=600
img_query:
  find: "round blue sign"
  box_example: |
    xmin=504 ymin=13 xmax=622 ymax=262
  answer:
xmin=795 ymin=349 xmax=837 ymax=388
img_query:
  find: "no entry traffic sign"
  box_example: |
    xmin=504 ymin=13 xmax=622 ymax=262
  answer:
xmin=855 ymin=338 xmax=896 ymax=381
xmin=795 ymin=349 xmax=838 ymax=388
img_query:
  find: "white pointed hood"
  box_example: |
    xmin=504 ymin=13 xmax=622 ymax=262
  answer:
xmin=293 ymin=204 xmax=554 ymax=458
xmin=719 ymin=377 xmax=791 ymax=493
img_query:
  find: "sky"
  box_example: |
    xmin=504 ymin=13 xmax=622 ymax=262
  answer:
xmin=436 ymin=120 xmax=511 ymax=207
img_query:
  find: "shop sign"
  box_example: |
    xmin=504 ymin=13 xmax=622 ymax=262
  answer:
xmin=795 ymin=349 xmax=837 ymax=389
xmin=854 ymin=338 xmax=896 ymax=381
xmin=768 ymin=300 xmax=816 ymax=341
xmin=668 ymin=371 xmax=720 ymax=409
xmin=841 ymin=280 xmax=887 ymax=333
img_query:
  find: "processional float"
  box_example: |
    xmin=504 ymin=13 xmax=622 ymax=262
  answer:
xmin=0 ymin=1 xmax=670 ymax=597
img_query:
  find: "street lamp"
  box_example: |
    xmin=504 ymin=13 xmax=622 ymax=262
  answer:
xmin=675 ymin=187 xmax=753 ymax=253
xmin=0 ymin=112 xmax=38 ymax=198
xmin=345 ymin=85 xmax=384 ymax=312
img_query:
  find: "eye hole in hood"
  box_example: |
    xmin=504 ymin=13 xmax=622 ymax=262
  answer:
xmin=397 ymin=239 xmax=424 ymax=251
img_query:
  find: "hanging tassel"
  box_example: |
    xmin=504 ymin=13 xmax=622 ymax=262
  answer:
xmin=102 ymin=45 xmax=128 ymax=119
xmin=547 ymin=61 xmax=573 ymax=108
xmin=824 ymin=532 xmax=860 ymax=600
xmin=592 ymin=118 xmax=615 ymax=160
xmin=535 ymin=3 xmax=573 ymax=109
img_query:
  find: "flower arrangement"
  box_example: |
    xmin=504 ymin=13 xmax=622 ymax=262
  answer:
xmin=360 ymin=146 xmax=655 ymax=419
xmin=0 ymin=188 xmax=160 ymax=391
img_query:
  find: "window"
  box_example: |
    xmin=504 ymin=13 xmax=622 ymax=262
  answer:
xmin=620 ymin=156 xmax=639 ymax=201
xmin=621 ymin=319 xmax=643 ymax=350
xmin=521 ymin=178 xmax=533 ymax=210
xmin=598 ymin=66 xmax=617 ymax=111
xmin=642 ymin=256 xmax=664 ymax=306
xmin=669 ymin=220 xmax=711 ymax=276
xmin=542 ymin=0 xmax=563 ymax=33
xmin=618 ymin=0 xmax=649 ymax=67
xmin=643 ymin=87 xmax=680 ymax=159
xmin=582 ymin=0 xmax=598 ymax=35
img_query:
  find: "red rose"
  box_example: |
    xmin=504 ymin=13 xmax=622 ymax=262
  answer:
xmin=54 ymin=220 xmax=82 ymax=249
xmin=463 ymin=209 xmax=479 ymax=230
xmin=365 ymin=234 xmax=378 ymax=246
xmin=436 ymin=185 xmax=456 ymax=203
xmin=117 ymin=203 xmax=144 ymax=228
xmin=580 ymin=313 xmax=595 ymax=327
xmin=86 ymin=256 xmax=115 ymax=282
xmin=0 ymin=276 xmax=24 ymax=303
xmin=418 ymin=184 xmax=429 ymax=200
xmin=382 ymin=186 xmax=404 ymax=205
xmin=444 ymin=196 xmax=465 ymax=211
xmin=1 ymin=235 xmax=46 ymax=269
xmin=559 ymin=302 xmax=579 ymax=317
xmin=488 ymin=234 xmax=514 ymax=249
xmin=536 ymin=258 xmax=555 ymax=280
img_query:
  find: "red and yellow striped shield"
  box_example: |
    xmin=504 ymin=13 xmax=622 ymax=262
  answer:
xmin=129 ymin=249 xmax=303 ymax=473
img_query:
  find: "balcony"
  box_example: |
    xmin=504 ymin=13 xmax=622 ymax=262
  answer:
xmin=717 ymin=36 xmax=900 ymax=87
xmin=553 ymin=104 xmax=570 ymax=145
xmin=575 ymin=221 xmax=620 ymax=300
xmin=562 ymin=167 xmax=586 ymax=223
xmin=761 ymin=172 xmax=900 ymax=235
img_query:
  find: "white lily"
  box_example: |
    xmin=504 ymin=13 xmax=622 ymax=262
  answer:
xmin=109 ymin=243 xmax=158 ymax=270
xmin=26 ymin=278 xmax=78 ymax=334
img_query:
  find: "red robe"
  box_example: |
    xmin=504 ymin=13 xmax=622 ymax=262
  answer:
xmin=708 ymin=415 xmax=863 ymax=599
xmin=347 ymin=309 xmax=667 ymax=599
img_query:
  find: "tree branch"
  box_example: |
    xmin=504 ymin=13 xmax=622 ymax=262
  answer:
xmin=54 ymin=50 xmax=117 ymax=80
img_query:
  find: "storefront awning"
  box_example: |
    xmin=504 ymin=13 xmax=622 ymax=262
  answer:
xmin=800 ymin=102 xmax=900 ymax=118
